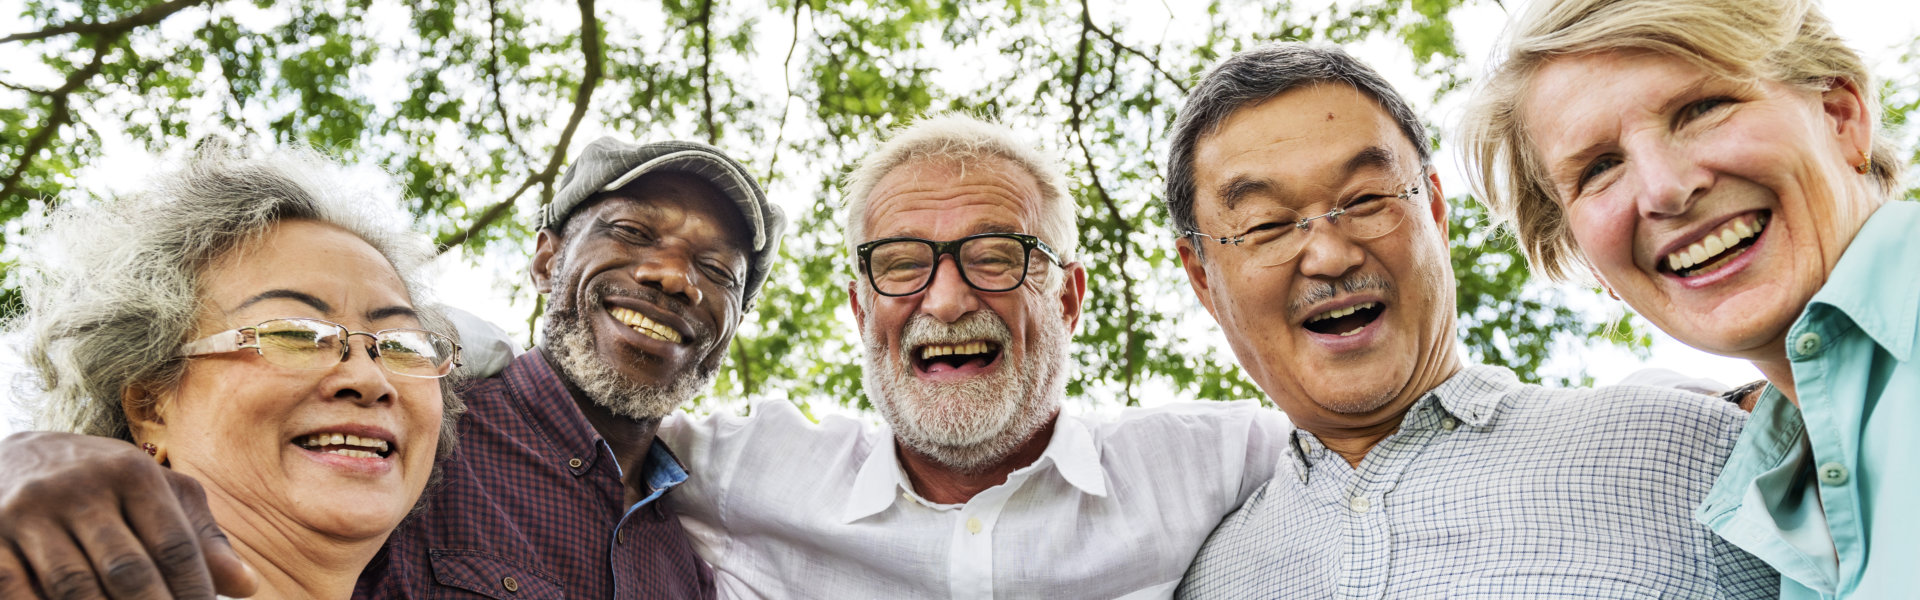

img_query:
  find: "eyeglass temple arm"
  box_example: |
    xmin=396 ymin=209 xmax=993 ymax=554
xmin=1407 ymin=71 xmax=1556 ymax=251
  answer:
xmin=178 ymin=329 xmax=257 ymax=356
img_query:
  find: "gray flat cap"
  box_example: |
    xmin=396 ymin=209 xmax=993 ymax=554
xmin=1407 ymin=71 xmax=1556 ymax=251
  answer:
xmin=539 ymin=137 xmax=787 ymax=307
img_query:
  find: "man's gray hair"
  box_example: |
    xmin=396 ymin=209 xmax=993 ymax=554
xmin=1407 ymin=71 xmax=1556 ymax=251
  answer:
xmin=842 ymin=113 xmax=1079 ymax=268
xmin=1164 ymin=42 xmax=1433 ymax=239
xmin=10 ymin=141 xmax=464 ymax=457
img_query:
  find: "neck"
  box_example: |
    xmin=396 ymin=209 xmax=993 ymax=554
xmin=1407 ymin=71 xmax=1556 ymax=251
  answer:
xmin=207 ymin=498 xmax=383 ymax=600
xmin=541 ymin=349 xmax=665 ymax=504
xmin=1321 ymin=349 xmax=1466 ymax=468
xmin=898 ymin=416 xmax=1057 ymax=505
xmin=1752 ymin=353 xmax=1798 ymax=406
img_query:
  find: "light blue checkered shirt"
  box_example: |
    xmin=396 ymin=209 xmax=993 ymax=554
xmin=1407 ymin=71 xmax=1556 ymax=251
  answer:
xmin=1177 ymin=365 xmax=1778 ymax=599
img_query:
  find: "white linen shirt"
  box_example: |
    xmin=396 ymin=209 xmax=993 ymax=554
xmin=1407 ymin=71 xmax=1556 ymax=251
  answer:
xmin=659 ymin=399 xmax=1289 ymax=600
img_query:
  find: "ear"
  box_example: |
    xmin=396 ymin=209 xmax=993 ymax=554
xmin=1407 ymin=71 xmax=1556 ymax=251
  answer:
xmin=1176 ymin=238 xmax=1220 ymax=317
xmin=848 ymin=279 xmax=867 ymax=336
xmin=122 ymin=385 xmax=168 ymax=452
xmin=1821 ymin=76 xmax=1873 ymax=160
xmin=1056 ymin=261 xmax=1089 ymax=333
xmin=1425 ymin=169 xmax=1449 ymax=238
xmin=530 ymin=229 xmax=560 ymax=294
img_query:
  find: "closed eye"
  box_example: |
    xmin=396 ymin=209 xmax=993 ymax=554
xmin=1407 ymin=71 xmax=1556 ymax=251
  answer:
xmin=1677 ymin=96 xmax=1734 ymax=126
xmin=1576 ymin=155 xmax=1622 ymax=193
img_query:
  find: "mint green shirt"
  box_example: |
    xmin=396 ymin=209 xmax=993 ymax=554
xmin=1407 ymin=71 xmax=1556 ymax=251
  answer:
xmin=1697 ymin=201 xmax=1920 ymax=599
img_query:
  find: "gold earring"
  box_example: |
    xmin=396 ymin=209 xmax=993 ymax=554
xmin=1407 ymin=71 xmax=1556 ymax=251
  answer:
xmin=1855 ymin=150 xmax=1872 ymax=175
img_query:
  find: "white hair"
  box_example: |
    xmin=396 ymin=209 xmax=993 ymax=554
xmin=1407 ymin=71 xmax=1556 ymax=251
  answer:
xmin=843 ymin=112 xmax=1079 ymax=268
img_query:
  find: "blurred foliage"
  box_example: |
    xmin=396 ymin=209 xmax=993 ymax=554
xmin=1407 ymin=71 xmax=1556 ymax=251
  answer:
xmin=1 ymin=0 xmax=1746 ymax=408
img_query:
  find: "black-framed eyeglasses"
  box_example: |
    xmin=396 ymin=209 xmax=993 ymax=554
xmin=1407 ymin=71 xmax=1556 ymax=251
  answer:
xmin=179 ymin=317 xmax=463 ymax=378
xmin=856 ymin=233 xmax=1065 ymax=297
xmin=1183 ymin=179 xmax=1424 ymax=267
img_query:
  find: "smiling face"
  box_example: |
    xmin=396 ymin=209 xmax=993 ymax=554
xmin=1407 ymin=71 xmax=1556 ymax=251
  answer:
xmin=1522 ymin=50 xmax=1882 ymax=364
xmin=533 ymin=172 xmax=750 ymax=420
xmin=850 ymin=158 xmax=1086 ymax=474
xmin=134 ymin=219 xmax=443 ymax=544
xmin=1178 ymin=83 xmax=1460 ymax=436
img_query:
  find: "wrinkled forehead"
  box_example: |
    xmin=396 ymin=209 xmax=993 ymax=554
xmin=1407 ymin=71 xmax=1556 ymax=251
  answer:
xmin=565 ymin=172 xmax=753 ymax=252
xmin=861 ymin=157 xmax=1046 ymax=241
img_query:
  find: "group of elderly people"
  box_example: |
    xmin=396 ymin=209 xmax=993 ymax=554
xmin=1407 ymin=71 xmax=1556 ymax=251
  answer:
xmin=0 ymin=0 xmax=1908 ymax=597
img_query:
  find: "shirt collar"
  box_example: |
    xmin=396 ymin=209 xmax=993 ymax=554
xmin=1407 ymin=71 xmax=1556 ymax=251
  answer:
xmin=1804 ymin=201 xmax=1920 ymax=361
xmin=501 ymin=348 xmax=609 ymax=468
xmin=1281 ymin=364 xmax=1519 ymax=485
xmin=628 ymin=438 xmax=691 ymax=508
xmin=839 ymin=413 xmax=1107 ymax=523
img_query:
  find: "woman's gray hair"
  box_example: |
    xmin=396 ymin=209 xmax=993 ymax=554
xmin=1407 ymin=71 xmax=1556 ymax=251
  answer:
xmin=10 ymin=141 xmax=464 ymax=458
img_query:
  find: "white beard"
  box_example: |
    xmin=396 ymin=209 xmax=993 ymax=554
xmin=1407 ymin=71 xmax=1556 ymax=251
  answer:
xmin=861 ymin=308 xmax=1071 ymax=474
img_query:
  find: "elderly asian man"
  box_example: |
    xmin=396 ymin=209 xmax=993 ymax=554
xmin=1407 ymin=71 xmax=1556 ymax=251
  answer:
xmin=1164 ymin=43 xmax=1776 ymax=598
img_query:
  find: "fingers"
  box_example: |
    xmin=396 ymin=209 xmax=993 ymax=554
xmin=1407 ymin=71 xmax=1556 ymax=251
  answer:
xmin=168 ymin=471 xmax=256 ymax=599
xmin=0 ymin=544 xmax=39 ymax=600
xmin=13 ymin=524 xmax=106 ymax=600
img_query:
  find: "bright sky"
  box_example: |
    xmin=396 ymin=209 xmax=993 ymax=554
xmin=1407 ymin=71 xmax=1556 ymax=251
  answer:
xmin=2 ymin=0 xmax=1916 ymax=432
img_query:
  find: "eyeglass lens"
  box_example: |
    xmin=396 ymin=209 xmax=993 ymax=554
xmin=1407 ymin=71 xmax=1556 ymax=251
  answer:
xmin=867 ymin=236 xmax=1037 ymax=296
xmin=1232 ymin=178 xmax=1417 ymax=266
xmin=254 ymin=318 xmax=457 ymax=377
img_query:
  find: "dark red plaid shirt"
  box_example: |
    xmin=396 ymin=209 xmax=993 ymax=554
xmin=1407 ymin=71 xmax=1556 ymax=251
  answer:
xmin=354 ymin=349 xmax=715 ymax=599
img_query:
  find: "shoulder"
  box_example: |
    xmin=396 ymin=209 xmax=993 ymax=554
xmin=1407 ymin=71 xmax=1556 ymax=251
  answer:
xmin=1081 ymin=400 xmax=1284 ymax=438
xmin=1495 ymin=381 xmax=1748 ymax=454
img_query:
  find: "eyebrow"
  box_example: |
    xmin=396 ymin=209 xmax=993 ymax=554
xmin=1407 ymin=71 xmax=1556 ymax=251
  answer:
xmin=1213 ymin=145 xmax=1401 ymax=212
xmin=234 ymin=289 xmax=419 ymax=324
xmin=1548 ymin=76 xmax=1718 ymax=185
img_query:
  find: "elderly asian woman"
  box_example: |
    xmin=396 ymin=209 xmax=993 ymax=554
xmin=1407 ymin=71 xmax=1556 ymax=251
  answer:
xmin=8 ymin=143 xmax=463 ymax=599
xmin=1462 ymin=0 xmax=1913 ymax=597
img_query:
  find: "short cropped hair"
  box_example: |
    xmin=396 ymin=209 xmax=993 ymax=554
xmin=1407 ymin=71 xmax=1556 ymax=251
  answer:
xmin=842 ymin=113 xmax=1078 ymax=268
xmin=1165 ymin=42 xmax=1433 ymax=240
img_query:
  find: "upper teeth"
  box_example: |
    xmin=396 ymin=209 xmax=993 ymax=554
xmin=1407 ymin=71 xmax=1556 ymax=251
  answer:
xmin=610 ymin=307 xmax=684 ymax=344
xmin=920 ymin=341 xmax=992 ymax=360
xmin=1666 ymin=213 xmax=1767 ymax=273
xmin=296 ymin=432 xmax=390 ymax=458
xmin=1308 ymin=302 xmax=1379 ymax=324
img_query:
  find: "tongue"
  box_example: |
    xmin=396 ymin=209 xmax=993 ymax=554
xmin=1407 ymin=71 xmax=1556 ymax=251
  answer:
xmin=925 ymin=356 xmax=990 ymax=374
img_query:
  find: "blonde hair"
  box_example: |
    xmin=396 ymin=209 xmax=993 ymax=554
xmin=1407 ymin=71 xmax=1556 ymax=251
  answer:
xmin=1460 ymin=0 xmax=1903 ymax=281
xmin=842 ymin=112 xmax=1078 ymax=265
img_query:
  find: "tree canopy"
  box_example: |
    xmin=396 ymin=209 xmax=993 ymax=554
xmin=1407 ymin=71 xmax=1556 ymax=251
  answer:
xmin=4 ymin=0 xmax=1914 ymax=410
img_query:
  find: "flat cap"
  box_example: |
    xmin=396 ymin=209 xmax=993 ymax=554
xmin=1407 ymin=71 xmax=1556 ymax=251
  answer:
xmin=539 ymin=137 xmax=786 ymax=307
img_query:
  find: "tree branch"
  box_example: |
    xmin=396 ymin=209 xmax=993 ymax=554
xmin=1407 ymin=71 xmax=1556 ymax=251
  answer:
xmin=763 ymin=0 xmax=805 ymax=179
xmin=1 ymin=36 xmax=111 ymax=201
xmin=485 ymin=0 xmax=532 ymax=167
xmin=1 ymin=0 xmax=212 ymax=44
xmin=1070 ymin=0 xmax=1140 ymax=403
xmin=1084 ymin=17 xmax=1189 ymax=94
xmin=697 ymin=0 xmax=716 ymax=145
xmin=437 ymin=0 xmax=602 ymax=252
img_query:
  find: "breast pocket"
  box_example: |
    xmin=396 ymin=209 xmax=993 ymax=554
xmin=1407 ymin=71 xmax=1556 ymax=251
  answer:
xmin=427 ymin=550 xmax=567 ymax=600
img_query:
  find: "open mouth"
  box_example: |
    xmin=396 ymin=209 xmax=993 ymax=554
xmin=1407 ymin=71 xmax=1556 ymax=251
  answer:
xmin=609 ymin=306 xmax=684 ymax=344
xmin=1304 ymin=301 xmax=1384 ymax=337
xmin=294 ymin=432 xmax=393 ymax=459
xmin=1665 ymin=212 xmax=1768 ymax=278
xmin=911 ymin=341 xmax=1003 ymax=375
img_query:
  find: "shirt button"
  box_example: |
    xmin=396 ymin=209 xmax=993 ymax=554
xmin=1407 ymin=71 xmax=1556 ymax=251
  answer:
xmin=966 ymin=517 xmax=983 ymax=534
xmin=1440 ymin=417 xmax=1458 ymax=431
xmin=502 ymin=576 xmax=520 ymax=593
xmin=1349 ymin=496 xmax=1372 ymax=514
xmin=616 ymin=529 xmax=625 ymax=545
xmin=1818 ymin=462 xmax=1849 ymax=486
xmin=568 ymin=457 xmax=584 ymax=469
xmin=1794 ymin=332 xmax=1823 ymax=358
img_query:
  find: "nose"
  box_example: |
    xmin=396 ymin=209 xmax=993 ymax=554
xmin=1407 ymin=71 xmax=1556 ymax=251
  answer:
xmin=1625 ymin=137 xmax=1709 ymax=219
xmin=631 ymin=244 xmax=705 ymax=306
xmin=329 ymin=335 xmax=398 ymax=406
xmin=917 ymin=257 xmax=983 ymax=323
xmin=1293 ymin=226 xmax=1365 ymax=281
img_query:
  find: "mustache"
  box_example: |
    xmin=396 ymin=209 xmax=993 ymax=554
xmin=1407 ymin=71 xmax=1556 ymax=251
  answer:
xmin=1287 ymin=273 xmax=1393 ymax=317
xmin=898 ymin=311 xmax=1013 ymax=355
xmin=588 ymin=281 xmax=713 ymax=343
